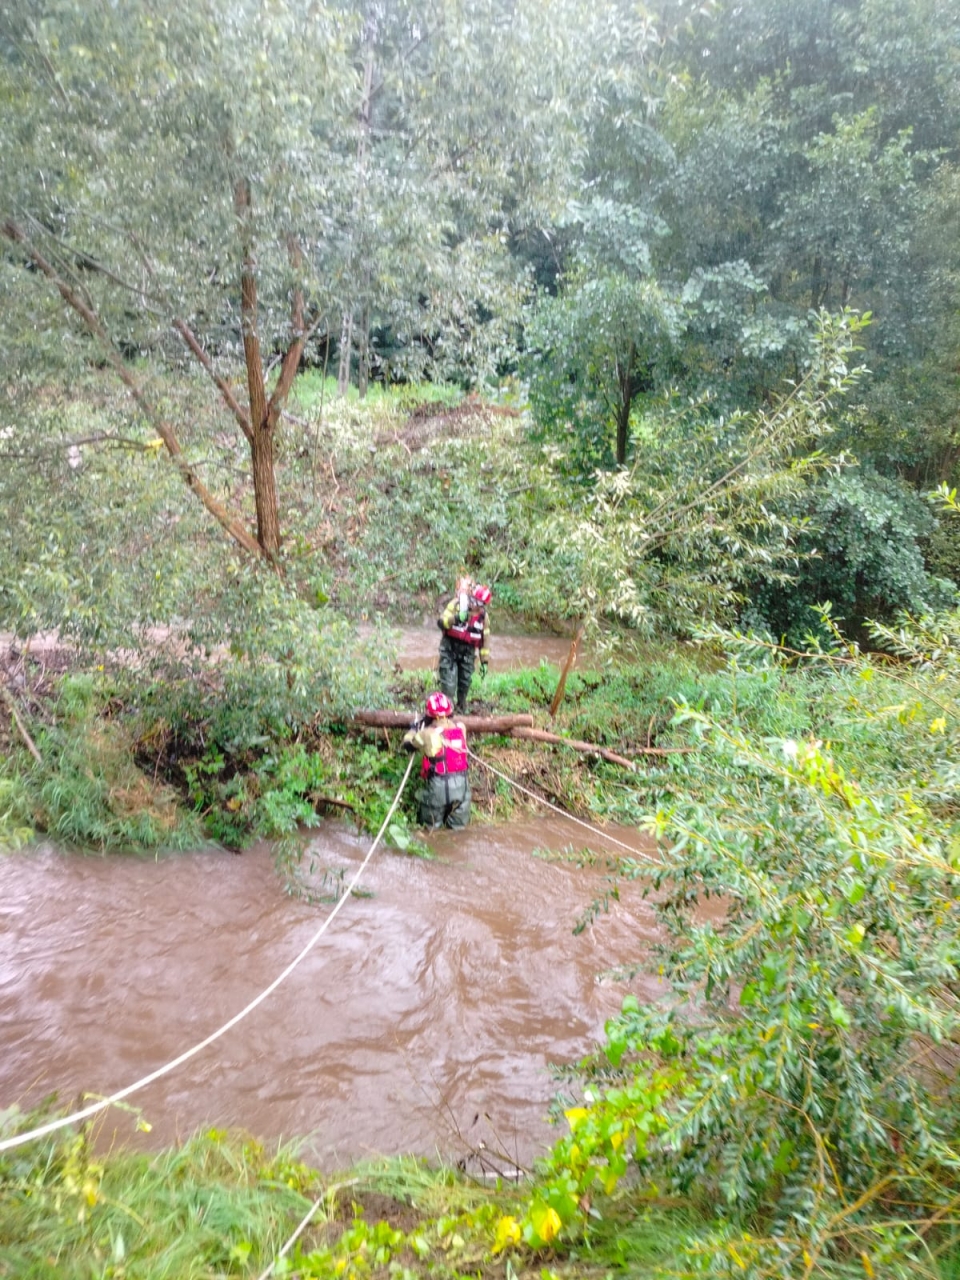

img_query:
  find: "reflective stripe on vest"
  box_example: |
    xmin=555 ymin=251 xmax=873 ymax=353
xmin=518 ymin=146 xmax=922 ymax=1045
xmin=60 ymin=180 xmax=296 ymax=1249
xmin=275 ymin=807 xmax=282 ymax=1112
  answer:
xmin=421 ymin=724 xmax=469 ymax=779
xmin=445 ymin=609 xmax=485 ymax=646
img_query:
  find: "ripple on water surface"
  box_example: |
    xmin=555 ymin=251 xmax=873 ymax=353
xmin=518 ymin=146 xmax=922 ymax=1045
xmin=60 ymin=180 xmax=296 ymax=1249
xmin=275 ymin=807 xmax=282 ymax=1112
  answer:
xmin=0 ymin=818 xmax=663 ymax=1168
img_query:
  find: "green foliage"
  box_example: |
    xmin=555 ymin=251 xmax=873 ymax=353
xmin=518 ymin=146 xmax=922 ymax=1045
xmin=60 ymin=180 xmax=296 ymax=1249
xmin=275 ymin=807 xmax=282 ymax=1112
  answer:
xmin=4 ymin=674 xmax=200 ymax=852
xmin=0 ymin=1121 xmax=323 ymax=1279
xmin=0 ymin=778 xmax=34 ymax=851
xmin=499 ymin=613 xmax=960 ymax=1276
xmin=527 ymin=269 xmax=683 ymax=470
xmin=0 ymin=390 xmax=204 ymax=646
xmin=519 ymin=311 xmax=870 ymax=638
xmin=750 ymin=469 xmax=958 ymax=644
xmin=509 ymin=1030 xmax=679 ymax=1250
xmin=0 ymin=1120 xmax=528 ymax=1280
xmin=338 ymin=429 xmax=517 ymax=605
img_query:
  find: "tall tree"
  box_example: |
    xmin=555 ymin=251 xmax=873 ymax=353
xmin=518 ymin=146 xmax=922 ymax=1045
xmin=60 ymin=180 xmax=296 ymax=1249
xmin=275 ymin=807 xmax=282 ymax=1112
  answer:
xmin=0 ymin=0 xmax=361 ymax=560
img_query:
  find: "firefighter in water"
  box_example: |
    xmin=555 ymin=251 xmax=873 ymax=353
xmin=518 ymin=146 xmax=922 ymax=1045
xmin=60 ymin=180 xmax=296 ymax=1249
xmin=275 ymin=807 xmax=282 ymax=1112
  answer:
xmin=437 ymin=578 xmax=492 ymax=714
xmin=402 ymin=691 xmax=471 ymax=829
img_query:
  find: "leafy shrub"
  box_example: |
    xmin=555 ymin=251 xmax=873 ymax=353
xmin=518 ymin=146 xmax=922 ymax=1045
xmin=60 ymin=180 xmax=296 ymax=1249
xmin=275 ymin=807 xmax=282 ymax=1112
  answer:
xmin=508 ymin=615 xmax=960 ymax=1275
xmin=750 ymin=469 xmax=958 ymax=644
xmin=16 ymin=675 xmax=200 ymax=851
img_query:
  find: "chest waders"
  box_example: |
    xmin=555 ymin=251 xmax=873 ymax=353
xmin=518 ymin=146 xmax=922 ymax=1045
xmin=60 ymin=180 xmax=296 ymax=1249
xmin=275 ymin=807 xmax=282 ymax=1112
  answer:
xmin=438 ymin=634 xmax=477 ymax=713
xmin=418 ymin=723 xmax=471 ymax=829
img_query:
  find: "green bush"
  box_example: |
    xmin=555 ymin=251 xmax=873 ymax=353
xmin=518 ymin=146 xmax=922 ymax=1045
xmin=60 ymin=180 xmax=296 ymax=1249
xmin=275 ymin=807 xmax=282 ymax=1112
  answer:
xmin=750 ymin=470 xmax=958 ymax=644
xmin=506 ymin=615 xmax=960 ymax=1275
xmin=9 ymin=674 xmax=201 ymax=852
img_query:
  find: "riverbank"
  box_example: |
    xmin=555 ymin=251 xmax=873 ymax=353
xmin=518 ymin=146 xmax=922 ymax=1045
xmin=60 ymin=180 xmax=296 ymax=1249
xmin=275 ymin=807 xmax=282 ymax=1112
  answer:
xmin=0 ymin=1125 xmax=710 ymax=1279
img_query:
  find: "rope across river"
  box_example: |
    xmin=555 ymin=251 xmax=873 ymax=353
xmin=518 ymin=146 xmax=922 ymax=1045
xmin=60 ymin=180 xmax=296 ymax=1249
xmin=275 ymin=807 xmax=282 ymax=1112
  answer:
xmin=467 ymin=747 xmax=660 ymax=865
xmin=1 ymin=735 xmax=653 ymax=1154
xmin=0 ymin=756 xmax=417 ymax=1154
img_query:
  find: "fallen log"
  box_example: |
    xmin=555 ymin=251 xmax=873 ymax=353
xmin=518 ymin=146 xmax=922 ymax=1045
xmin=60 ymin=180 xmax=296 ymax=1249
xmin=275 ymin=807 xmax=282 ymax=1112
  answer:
xmin=509 ymin=726 xmax=636 ymax=770
xmin=509 ymin=727 xmax=693 ymax=766
xmin=350 ymin=710 xmax=692 ymax=769
xmin=352 ymin=710 xmax=535 ymax=732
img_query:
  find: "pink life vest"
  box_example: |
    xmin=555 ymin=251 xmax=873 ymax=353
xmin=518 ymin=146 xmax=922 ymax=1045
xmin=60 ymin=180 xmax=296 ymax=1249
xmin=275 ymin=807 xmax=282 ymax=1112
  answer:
xmin=421 ymin=723 xmax=469 ymax=779
xmin=445 ymin=608 xmax=485 ymax=647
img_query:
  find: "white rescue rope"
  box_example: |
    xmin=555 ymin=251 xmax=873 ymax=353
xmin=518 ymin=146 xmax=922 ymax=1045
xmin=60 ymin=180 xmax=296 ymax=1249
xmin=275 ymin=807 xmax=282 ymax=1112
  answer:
xmin=467 ymin=747 xmax=660 ymax=866
xmin=256 ymin=1177 xmax=359 ymax=1280
xmin=0 ymin=756 xmax=417 ymax=1154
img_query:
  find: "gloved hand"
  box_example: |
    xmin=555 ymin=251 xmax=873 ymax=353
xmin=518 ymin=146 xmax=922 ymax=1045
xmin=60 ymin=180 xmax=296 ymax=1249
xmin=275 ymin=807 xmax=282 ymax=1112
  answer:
xmin=436 ymin=619 xmax=445 ymax=630
xmin=401 ymin=732 xmax=417 ymax=753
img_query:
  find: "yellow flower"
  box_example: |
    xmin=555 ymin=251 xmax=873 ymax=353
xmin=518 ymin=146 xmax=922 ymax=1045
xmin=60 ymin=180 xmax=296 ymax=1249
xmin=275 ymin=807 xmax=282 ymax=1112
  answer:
xmin=539 ymin=1207 xmax=562 ymax=1243
xmin=492 ymin=1216 xmax=521 ymax=1253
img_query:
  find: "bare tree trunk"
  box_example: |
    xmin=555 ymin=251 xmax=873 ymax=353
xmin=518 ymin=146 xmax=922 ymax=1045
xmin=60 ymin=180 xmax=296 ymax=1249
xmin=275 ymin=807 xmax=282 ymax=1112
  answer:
xmin=339 ymin=29 xmax=376 ymax=399
xmin=549 ymin=623 xmax=582 ymax=718
xmin=251 ymin=428 xmax=281 ymax=558
xmin=2 ymin=219 xmax=265 ymax=560
xmin=337 ymin=311 xmax=353 ymax=395
xmin=358 ymin=300 xmax=370 ymax=398
xmin=811 ymin=254 xmax=828 ymax=310
xmin=615 ymin=340 xmax=636 ymax=466
xmin=235 ymin=178 xmax=286 ymax=559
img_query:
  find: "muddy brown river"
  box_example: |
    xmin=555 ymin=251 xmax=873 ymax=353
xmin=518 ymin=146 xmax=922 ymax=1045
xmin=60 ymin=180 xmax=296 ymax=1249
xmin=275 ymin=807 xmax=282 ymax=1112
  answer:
xmin=0 ymin=817 xmax=663 ymax=1171
xmin=361 ymin=618 xmax=582 ymax=678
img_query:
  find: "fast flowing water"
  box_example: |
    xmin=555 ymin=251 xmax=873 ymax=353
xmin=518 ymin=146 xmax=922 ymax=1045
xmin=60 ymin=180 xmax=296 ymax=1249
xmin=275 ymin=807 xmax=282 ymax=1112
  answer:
xmin=0 ymin=817 xmax=662 ymax=1170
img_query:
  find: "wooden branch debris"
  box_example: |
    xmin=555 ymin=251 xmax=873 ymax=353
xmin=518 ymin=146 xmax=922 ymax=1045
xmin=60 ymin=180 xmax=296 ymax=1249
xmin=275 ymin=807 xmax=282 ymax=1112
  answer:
xmin=0 ymin=684 xmax=43 ymax=765
xmin=510 ymin=726 xmax=637 ymax=770
xmin=510 ymin=727 xmax=694 ymax=766
xmin=351 ymin=710 xmax=694 ymax=769
xmin=352 ymin=710 xmax=534 ymax=733
xmin=309 ymin=793 xmax=357 ymax=814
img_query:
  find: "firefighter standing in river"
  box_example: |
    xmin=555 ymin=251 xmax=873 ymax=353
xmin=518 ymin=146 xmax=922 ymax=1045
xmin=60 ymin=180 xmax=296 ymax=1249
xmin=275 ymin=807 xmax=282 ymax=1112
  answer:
xmin=437 ymin=579 xmax=491 ymax=714
xmin=402 ymin=692 xmax=471 ymax=829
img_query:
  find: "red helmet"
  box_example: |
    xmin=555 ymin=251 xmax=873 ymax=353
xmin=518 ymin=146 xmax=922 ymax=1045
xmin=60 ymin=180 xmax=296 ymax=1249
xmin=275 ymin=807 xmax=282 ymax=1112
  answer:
xmin=473 ymin=584 xmax=492 ymax=606
xmin=425 ymin=691 xmax=453 ymax=719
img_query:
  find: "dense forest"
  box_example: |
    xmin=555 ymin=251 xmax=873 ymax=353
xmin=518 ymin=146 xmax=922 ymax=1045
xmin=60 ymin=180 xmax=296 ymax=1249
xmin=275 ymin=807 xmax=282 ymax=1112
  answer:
xmin=2 ymin=0 xmax=960 ymax=1277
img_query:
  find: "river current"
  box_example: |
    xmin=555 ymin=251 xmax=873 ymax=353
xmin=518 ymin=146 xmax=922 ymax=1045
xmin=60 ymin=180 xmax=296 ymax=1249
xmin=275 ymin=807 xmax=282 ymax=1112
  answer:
xmin=0 ymin=817 xmax=663 ymax=1170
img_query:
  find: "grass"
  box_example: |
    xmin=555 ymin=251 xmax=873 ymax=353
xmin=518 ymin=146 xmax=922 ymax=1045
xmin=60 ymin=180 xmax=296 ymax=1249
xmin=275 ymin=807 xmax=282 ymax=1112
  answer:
xmin=291 ymin=372 xmax=464 ymax=415
xmin=0 ymin=1118 xmax=719 ymax=1280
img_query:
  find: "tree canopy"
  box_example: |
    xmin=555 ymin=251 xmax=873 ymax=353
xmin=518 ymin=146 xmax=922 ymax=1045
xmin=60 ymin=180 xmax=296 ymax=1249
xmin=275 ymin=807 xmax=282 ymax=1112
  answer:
xmin=2 ymin=0 xmax=959 ymax=635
